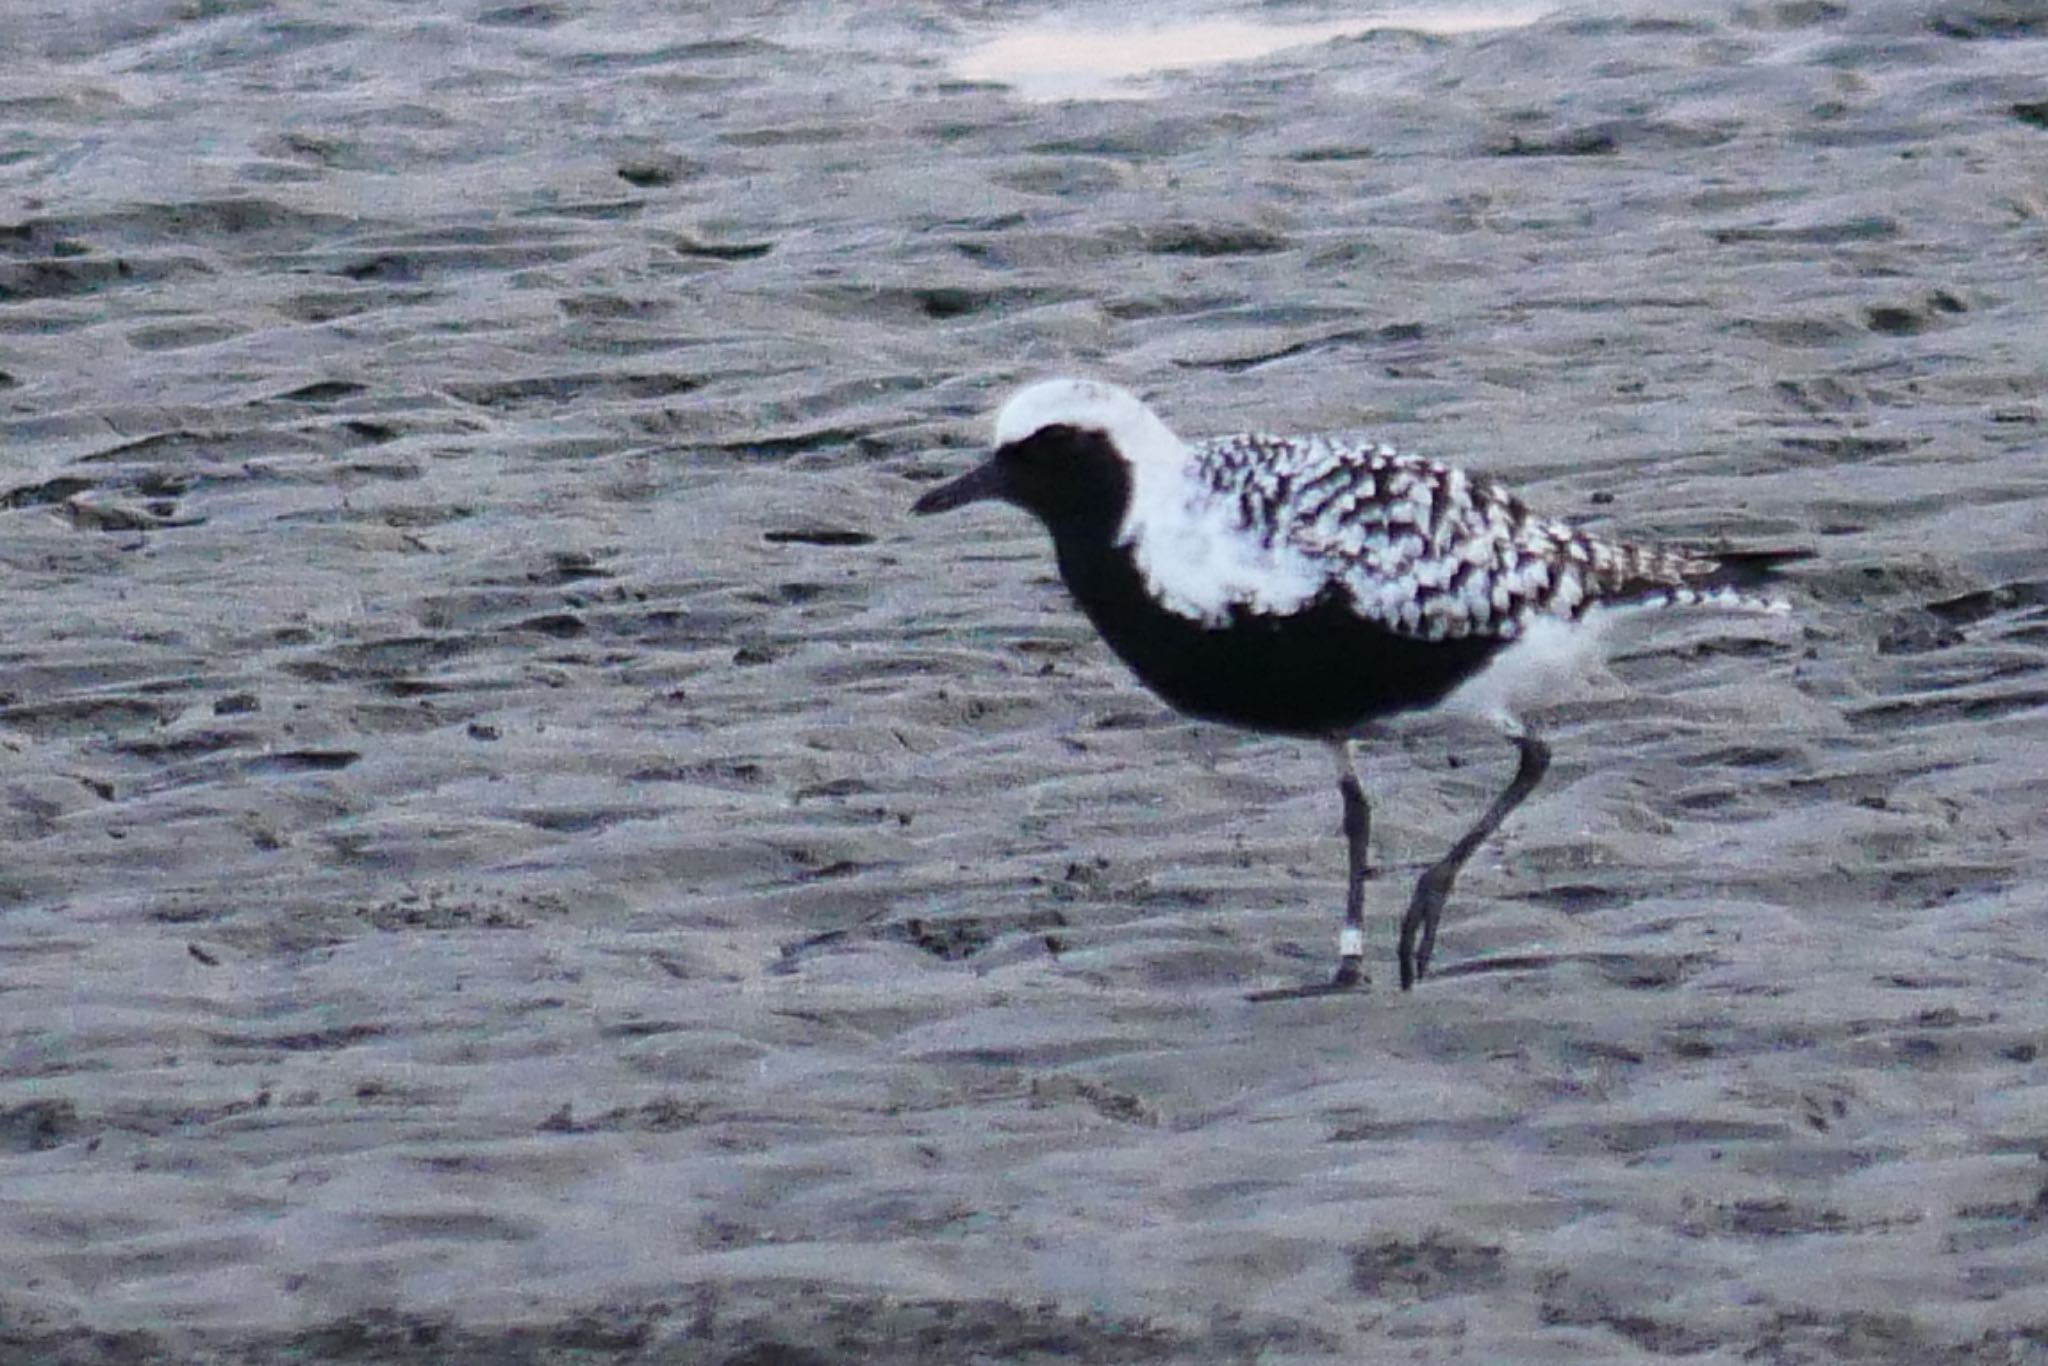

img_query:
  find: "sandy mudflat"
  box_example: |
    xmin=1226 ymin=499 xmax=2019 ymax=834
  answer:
xmin=3 ymin=0 xmax=2048 ymax=1360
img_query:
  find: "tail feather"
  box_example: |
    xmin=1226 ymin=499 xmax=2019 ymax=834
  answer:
xmin=1606 ymin=545 xmax=1810 ymax=616
xmin=1691 ymin=547 xmax=1815 ymax=592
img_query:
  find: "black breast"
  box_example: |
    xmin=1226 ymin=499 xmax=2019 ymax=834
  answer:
xmin=1048 ymin=530 xmax=1505 ymax=739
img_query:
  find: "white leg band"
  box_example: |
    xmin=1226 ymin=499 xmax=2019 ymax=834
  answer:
xmin=1338 ymin=927 xmax=1365 ymax=959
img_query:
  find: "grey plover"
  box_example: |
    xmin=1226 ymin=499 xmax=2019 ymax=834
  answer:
xmin=912 ymin=377 xmax=1801 ymax=997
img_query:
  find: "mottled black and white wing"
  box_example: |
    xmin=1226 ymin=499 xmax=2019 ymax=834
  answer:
xmin=1188 ymin=432 xmax=1744 ymax=642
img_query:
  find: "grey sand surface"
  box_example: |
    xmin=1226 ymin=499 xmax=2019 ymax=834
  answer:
xmin=4 ymin=1 xmax=2048 ymax=1360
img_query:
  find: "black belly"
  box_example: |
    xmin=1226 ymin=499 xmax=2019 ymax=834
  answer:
xmin=1053 ymin=535 xmax=1503 ymax=739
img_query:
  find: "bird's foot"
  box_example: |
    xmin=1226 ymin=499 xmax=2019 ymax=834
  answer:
xmin=1246 ymin=951 xmax=1367 ymax=1002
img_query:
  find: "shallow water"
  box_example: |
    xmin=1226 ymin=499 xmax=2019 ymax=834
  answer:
xmin=953 ymin=5 xmax=1551 ymax=101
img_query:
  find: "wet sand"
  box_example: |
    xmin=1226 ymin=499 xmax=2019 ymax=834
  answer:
xmin=4 ymin=1 xmax=2048 ymax=1360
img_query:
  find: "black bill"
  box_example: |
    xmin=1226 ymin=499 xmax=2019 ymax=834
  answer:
xmin=911 ymin=458 xmax=1005 ymax=515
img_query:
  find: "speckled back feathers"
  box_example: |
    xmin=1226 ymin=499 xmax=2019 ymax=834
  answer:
xmin=1186 ymin=430 xmax=1751 ymax=642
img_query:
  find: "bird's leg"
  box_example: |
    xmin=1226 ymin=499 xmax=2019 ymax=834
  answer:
xmin=1330 ymin=738 xmax=1371 ymax=989
xmin=1245 ymin=739 xmax=1373 ymax=1002
xmin=1399 ymin=732 xmax=1550 ymax=989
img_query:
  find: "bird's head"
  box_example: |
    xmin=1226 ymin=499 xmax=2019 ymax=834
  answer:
xmin=911 ymin=378 xmax=1180 ymax=532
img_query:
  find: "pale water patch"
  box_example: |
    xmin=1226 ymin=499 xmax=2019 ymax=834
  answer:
xmin=952 ymin=5 xmax=1551 ymax=102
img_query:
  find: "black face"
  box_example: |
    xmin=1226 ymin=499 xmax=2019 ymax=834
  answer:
xmin=910 ymin=424 xmax=1131 ymax=537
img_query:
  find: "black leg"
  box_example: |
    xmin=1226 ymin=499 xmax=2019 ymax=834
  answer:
xmin=1399 ymin=733 xmax=1550 ymax=990
xmin=1247 ymin=739 xmax=1372 ymax=1002
xmin=1330 ymin=742 xmax=1371 ymax=988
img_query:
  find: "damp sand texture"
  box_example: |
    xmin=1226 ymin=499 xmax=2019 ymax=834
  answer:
xmin=5 ymin=2 xmax=2048 ymax=1363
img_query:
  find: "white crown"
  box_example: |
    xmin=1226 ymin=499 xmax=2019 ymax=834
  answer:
xmin=992 ymin=378 xmax=1179 ymax=458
